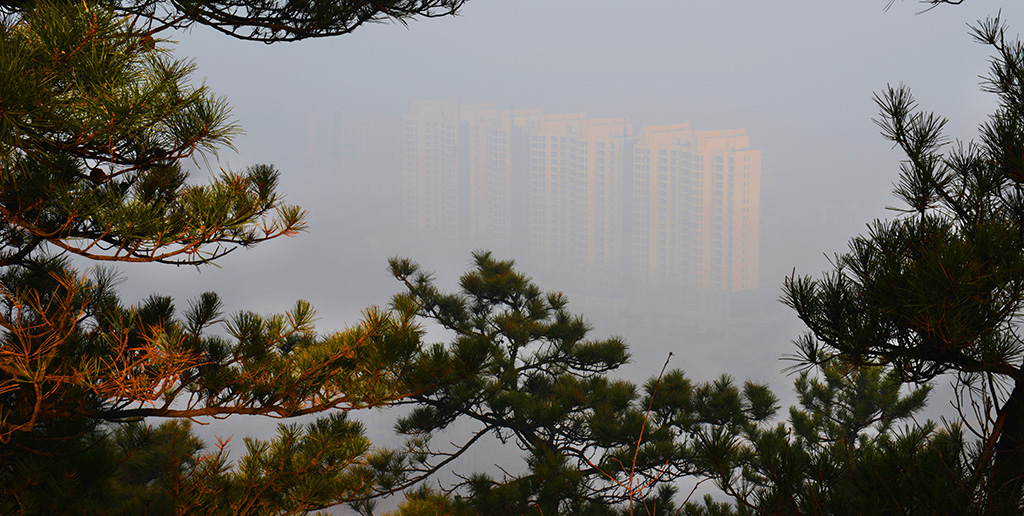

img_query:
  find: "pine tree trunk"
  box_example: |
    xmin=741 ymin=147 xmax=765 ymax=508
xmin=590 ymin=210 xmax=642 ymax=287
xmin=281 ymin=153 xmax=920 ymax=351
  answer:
xmin=992 ymin=378 xmax=1024 ymax=512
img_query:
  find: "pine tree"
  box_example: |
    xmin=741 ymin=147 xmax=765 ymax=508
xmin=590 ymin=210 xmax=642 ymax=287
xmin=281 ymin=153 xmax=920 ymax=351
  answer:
xmin=680 ymin=363 xmax=970 ymax=516
xmin=380 ymin=252 xmax=779 ymax=516
xmin=0 ymin=0 xmax=466 ymax=42
xmin=0 ymin=0 xmax=455 ymax=512
xmin=782 ymin=14 xmax=1024 ymax=512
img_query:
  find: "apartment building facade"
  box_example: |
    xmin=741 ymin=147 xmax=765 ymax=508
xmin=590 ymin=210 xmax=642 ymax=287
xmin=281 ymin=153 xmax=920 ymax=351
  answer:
xmin=631 ymin=125 xmax=760 ymax=291
xmin=402 ymin=101 xmax=760 ymax=292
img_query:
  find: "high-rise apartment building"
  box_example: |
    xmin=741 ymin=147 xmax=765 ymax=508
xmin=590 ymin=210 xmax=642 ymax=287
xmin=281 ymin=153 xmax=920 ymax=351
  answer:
xmin=403 ymin=100 xmax=461 ymax=239
xmin=403 ymin=100 xmax=540 ymax=248
xmin=632 ymin=125 xmax=760 ymax=291
xmin=462 ymin=106 xmax=542 ymax=249
xmin=528 ymin=115 xmax=631 ymax=267
xmin=403 ymin=101 xmax=760 ymax=292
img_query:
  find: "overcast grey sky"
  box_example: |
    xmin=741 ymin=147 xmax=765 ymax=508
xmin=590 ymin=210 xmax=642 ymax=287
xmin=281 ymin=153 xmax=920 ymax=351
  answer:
xmin=106 ymin=0 xmax=1024 ymax=473
xmin=131 ymin=1 xmax=1021 ymax=291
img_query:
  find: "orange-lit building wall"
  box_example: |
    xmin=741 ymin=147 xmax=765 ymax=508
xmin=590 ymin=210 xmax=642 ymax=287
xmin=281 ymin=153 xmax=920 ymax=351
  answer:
xmin=403 ymin=100 xmax=760 ymax=292
xmin=528 ymin=113 xmax=585 ymax=259
xmin=528 ymin=115 xmax=631 ymax=267
xmin=404 ymin=101 xmax=541 ymax=248
xmin=632 ymin=126 xmax=760 ymax=291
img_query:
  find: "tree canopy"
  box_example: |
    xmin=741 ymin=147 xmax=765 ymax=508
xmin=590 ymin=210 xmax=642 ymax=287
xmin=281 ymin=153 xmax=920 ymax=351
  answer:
xmin=782 ymin=13 xmax=1024 ymax=513
xmin=367 ymin=252 xmax=778 ymax=516
xmin=0 ymin=0 xmax=467 ymax=42
xmin=0 ymin=0 xmax=455 ymax=512
xmin=0 ymin=0 xmax=429 ymax=438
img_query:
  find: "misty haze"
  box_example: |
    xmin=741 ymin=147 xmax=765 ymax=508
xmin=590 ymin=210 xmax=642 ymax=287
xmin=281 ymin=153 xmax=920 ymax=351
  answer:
xmin=107 ymin=0 xmax=1024 ymax=505
xmin=128 ymin=0 xmax=1010 ymax=391
xmin=8 ymin=0 xmax=1024 ymax=513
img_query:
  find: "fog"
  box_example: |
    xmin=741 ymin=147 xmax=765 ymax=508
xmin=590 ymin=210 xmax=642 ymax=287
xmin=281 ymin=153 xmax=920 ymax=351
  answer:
xmin=103 ymin=0 xmax=1024 ymax=507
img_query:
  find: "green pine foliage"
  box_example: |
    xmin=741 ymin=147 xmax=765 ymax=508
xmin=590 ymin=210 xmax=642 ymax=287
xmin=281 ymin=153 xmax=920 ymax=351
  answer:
xmin=21 ymin=0 xmax=471 ymax=43
xmin=379 ymin=252 xmax=779 ymax=516
xmin=681 ymin=363 xmax=971 ymax=516
xmin=780 ymin=14 xmax=1024 ymax=514
xmin=0 ymin=0 xmax=303 ymax=267
xmin=0 ymin=1 xmax=445 ymax=513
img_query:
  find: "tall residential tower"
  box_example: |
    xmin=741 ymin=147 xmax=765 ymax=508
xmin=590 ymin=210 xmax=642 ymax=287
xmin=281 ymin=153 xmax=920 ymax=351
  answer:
xmin=632 ymin=125 xmax=760 ymax=291
xmin=402 ymin=101 xmax=760 ymax=292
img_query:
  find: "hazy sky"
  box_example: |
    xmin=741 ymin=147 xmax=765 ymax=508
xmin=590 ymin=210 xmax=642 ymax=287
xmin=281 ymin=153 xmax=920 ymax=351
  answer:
xmin=134 ymin=0 xmax=1024 ymax=304
xmin=106 ymin=0 xmax=1024 ymax=481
